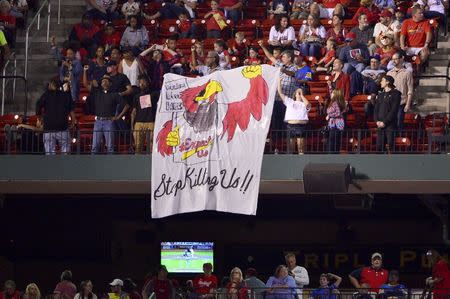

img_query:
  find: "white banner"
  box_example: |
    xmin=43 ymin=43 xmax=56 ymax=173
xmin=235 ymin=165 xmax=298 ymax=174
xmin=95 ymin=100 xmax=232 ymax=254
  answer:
xmin=151 ymin=65 xmax=280 ymax=218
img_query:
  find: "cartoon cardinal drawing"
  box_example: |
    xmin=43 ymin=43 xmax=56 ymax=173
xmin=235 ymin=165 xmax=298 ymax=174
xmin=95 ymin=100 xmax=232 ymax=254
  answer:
xmin=156 ymin=65 xmax=269 ymax=158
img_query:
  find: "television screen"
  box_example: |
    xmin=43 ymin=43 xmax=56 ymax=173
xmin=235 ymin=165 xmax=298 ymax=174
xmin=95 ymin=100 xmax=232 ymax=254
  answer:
xmin=161 ymin=242 xmax=214 ymax=273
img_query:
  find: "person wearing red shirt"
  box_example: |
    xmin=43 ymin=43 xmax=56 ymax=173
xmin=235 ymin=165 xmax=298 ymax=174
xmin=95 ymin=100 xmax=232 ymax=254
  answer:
xmin=142 ymin=266 xmax=176 ymax=299
xmin=219 ymin=0 xmax=242 ymax=24
xmin=204 ymin=0 xmax=228 ymax=38
xmin=226 ymin=267 xmax=247 ymax=299
xmin=426 ymin=250 xmax=450 ymax=299
xmin=96 ymin=22 xmax=122 ymax=53
xmin=400 ymin=6 xmax=431 ymax=62
xmin=193 ymin=263 xmax=218 ymax=298
xmin=69 ymin=13 xmax=100 ymax=58
xmin=0 ymin=281 xmax=21 ymax=299
xmin=328 ymin=59 xmax=351 ymax=101
xmin=349 ymin=252 xmax=389 ymax=292
xmin=351 ymin=0 xmax=381 ymax=25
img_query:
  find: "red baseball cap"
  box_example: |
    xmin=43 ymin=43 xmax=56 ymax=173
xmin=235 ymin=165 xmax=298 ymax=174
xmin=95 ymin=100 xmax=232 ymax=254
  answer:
xmin=380 ymin=9 xmax=393 ymax=17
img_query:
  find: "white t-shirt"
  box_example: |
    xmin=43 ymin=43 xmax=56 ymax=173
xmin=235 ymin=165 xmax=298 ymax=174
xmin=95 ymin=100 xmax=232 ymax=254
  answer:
xmin=122 ymin=2 xmax=140 ymax=17
xmin=290 ymin=265 xmax=309 ymax=299
xmin=373 ymin=20 xmax=401 ymax=37
xmin=417 ymin=0 xmax=445 ymax=14
xmin=269 ymin=26 xmax=296 ymax=44
xmin=283 ymin=97 xmax=310 ymax=122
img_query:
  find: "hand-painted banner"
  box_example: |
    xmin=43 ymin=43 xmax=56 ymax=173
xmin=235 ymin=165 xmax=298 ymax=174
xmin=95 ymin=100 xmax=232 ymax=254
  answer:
xmin=151 ymin=65 xmax=280 ymax=218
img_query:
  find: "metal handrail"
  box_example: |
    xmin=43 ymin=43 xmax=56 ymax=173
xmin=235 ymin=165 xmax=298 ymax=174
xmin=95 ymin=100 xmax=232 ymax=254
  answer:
xmin=0 ymin=75 xmax=29 ymax=117
xmin=24 ymin=0 xmax=51 ymax=79
xmin=1 ymin=52 xmax=17 ymax=115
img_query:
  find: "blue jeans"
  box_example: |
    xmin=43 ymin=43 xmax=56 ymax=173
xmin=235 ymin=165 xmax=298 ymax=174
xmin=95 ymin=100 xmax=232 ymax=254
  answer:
xmin=343 ymin=62 xmax=366 ymax=74
xmin=300 ymin=42 xmax=321 ymax=58
xmin=92 ymin=119 xmax=115 ymax=154
xmin=44 ymin=131 xmax=70 ymax=155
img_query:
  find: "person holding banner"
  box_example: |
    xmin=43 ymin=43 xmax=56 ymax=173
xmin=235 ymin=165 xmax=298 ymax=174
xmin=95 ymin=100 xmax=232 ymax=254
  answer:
xmin=277 ymin=78 xmax=310 ymax=154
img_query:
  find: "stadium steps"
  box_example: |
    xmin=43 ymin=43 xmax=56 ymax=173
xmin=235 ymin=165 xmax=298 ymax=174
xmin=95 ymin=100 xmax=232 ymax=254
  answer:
xmin=2 ymin=0 xmax=86 ymax=114
xmin=415 ymin=34 xmax=450 ymax=116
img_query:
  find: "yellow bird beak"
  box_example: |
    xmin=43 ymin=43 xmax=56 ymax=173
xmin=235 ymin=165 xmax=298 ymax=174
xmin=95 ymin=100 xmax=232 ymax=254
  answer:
xmin=194 ymin=80 xmax=223 ymax=102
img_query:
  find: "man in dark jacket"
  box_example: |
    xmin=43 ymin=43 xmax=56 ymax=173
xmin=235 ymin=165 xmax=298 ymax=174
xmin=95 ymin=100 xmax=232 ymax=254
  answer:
xmin=36 ymin=80 xmax=76 ymax=155
xmin=374 ymin=74 xmax=401 ymax=153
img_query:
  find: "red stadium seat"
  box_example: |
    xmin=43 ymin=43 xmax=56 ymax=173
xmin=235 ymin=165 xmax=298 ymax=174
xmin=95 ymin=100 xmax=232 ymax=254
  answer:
xmin=234 ymin=19 xmax=259 ymax=39
xmin=158 ymin=19 xmax=180 ymax=38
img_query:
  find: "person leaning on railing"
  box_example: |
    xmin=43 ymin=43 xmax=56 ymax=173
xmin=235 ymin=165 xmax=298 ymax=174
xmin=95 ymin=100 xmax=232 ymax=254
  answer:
xmin=426 ymin=249 xmax=450 ymax=299
xmin=191 ymin=263 xmax=218 ymax=299
xmin=265 ymin=265 xmax=297 ymax=299
xmin=379 ymin=270 xmax=407 ymax=299
xmin=349 ymin=252 xmax=388 ymax=293
xmin=310 ymin=273 xmax=342 ymax=299
xmin=0 ymin=280 xmax=21 ymax=299
xmin=285 ymin=252 xmax=309 ymax=298
xmin=226 ymin=267 xmax=247 ymax=299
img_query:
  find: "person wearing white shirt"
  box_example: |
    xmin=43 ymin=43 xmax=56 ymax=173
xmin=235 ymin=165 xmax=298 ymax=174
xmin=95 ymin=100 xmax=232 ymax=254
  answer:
xmin=121 ymin=0 xmax=140 ymax=18
xmin=373 ymin=10 xmax=401 ymax=47
xmin=285 ymin=253 xmax=310 ymax=298
xmin=297 ymin=14 xmax=326 ymax=58
xmin=269 ymin=15 xmax=296 ymax=48
xmin=277 ymin=78 xmax=310 ymax=154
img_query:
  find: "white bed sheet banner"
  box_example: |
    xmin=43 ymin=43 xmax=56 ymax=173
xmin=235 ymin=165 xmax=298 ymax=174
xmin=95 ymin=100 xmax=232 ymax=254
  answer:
xmin=151 ymin=65 xmax=280 ymax=218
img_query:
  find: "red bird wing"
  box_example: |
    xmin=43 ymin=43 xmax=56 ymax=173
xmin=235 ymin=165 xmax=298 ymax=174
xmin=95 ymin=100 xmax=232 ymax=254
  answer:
xmin=156 ymin=120 xmax=174 ymax=157
xmin=221 ymin=76 xmax=269 ymax=142
xmin=180 ymin=81 xmax=210 ymax=113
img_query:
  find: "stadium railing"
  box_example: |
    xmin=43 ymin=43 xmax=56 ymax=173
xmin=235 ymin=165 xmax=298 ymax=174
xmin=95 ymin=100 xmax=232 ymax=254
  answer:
xmin=0 ymin=128 xmax=449 ymax=155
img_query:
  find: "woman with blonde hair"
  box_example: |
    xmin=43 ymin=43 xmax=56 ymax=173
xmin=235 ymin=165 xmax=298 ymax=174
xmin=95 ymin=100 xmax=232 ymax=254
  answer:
xmin=326 ymin=89 xmax=346 ymax=153
xmin=226 ymin=267 xmax=247 ymax=299
xmin=24 ymin=283 xmax=41 ymax=299
xmin=265 ymin=265 xmax=296 ymax=299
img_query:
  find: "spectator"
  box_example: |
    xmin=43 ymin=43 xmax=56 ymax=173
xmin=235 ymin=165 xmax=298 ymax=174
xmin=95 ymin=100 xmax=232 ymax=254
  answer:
xmin=327 ymin=59 xmax=350 ymax=101
xmin=339 ymin=31 xmax=370 ymax=74
xmin=106 ymin=60 xmax=133 ymax=99
xmin=74 ymin=281 xmax=97 ymax=299
xmin=109 ymin=46 xmax=122 ymax=64
xmin=96 ymin=22 xmax=121 ymax=54
xmin=108 ymin=279 xmax=129 ymax=299
xmin=85 ymin=0 xmax=119 ymax=22
xmin=228 ymin=31 xmax=246 ymax=58
xmin=162 ymin=36 xmax=184 ymax=74
xmin=352 ymin=284 xmax=373 ymax=299
xmin=268 ymin=0 xmax=290 ymax=19
xmin=0 ymin=0 xmax=16 ymax=46
xmin=290 ymin=0 xmax=312 ymax=20
xmin=57 ymin=47 xmax=83 ymax=102
xmin=326 ymin=14 xmax=348 ymax=45
xmin=277 ymin=77 xmax=310 ymax=154
xmin=0 ymin=281 xmax=21 ymax=299
xmin=191 ymin=50 xmax=223 ymax=76
xmin=394 ymin=6 xmax=407 ymax=25
xmin=146 ymin=0 xmax=197 ymax=21
xmin=386 ymin=50 xmax=413 ymax=129
xmin=227 ymin=268 xmax=247 ymax=299
xmin=295 ymin=60 xmax=313 ymax=94
xmin=219 ymin=0 xmax=243 ymax=24
xmin=297 ymin=14 xmax=326 ymax=58
xmin=120 ymin=15 xmax=149 ymax=54
xmin=426 ymin=249 xmax=450 ymax=299
xmin=192 ymin=263 xmax=218 ymax=298
xmin=326 ymin=89 xmax=346 ymax=153
xmin=244 ymin=268 xmax=265 ymax=299
xmin=268 ymin=15 xmax=296 ymax=48
xmin=351 ymin=13 xmax=376 ymax=55
xmin=373 ymin=10 xmax=401 ymax=47
xmin=69 ymin=13 xmax=100 ymax=58
xmin=351 ymin=0 xmax=380 ymax=25
xmin=314 ymin=38 xmax=336 ymax=72
xmin=87 ymin=45 xmax=108 ymax=83
xmin=374 ymin=74 xmax=401 ymax=152
xmin=121 ymin=0 xmax=140 ymax=18
xmin=379 ymin=270 xmax=407 ymax=298
xmin=265 ymin=265 xmax=297 ymax=299
xmin=140 ymin=46 xmax=169 ymax=92
xmin=177 ymin=12 xmax=195 ymax=39
xmin=309 ymin=0 xmax=346 ymax=19
xmin=349 ymin=252 xmax=389 ymax=292
xmin=214 ymin=39 xmax=231 ymax=69
xmin=375 ymin=32 xmax=398 ymax=67
xmin=189 ymin=41 xmax=206 ymax=70
xmin=122 ymin=279 xmax=141 ymax=299
xmin=400 ymin=7 xmax=431 ymax=63
xmin=142 ymin=265 xmax=176 ymax=299
xmin=88 ymin=75 xmax=129 ymax=154
xmin=118 ymin=47 xmax=143 ymax=88
xmin=244 ymin=46 xmax=261 ymax=65
xmin=374 ymin=0 xmax=395 ymax=10
xmin=36 ymin=80 xmax=76 ymax=155
xmin=310 ymin=273 xmax=342 ymax=299
xmin=23 ymin=283 xmax=41 ymax=299
xmin=417 ymin=0 xmax=446 ymax=34
xmin=361 ymin=55 xmax=384 ymax=103
xmin=204 ymin=0 xmax=228 ymax=38
xmin=54 ymin=270 xmax=77 ymax=299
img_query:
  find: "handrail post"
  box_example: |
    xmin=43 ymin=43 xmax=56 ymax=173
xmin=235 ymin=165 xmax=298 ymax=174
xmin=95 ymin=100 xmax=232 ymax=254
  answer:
xmin=12 ymin=57 xmax=16 ymax=101
xmin=58 ymin=0 xmax=61 ymax=24
xmin=46 ymin=2 xmax=51 ymax=42
xmin=1 ymin=64 xmax=5 ymax=115
xmin=24 ymin=31 xmax=29 ymax=78
xmin=37 ymin=12 xmax=40 ymax=30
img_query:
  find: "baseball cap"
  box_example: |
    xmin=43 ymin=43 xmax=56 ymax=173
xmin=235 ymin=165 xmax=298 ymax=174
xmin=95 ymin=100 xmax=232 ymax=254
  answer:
xmin=380 ymin=9 xmax=393 ymax=18
xmin=345 ymin=32 xmax=357 ymax=42
xmin=106 ymin=60 xmax=117 ymax=67
xmin=371 ymin=252 xmax=383 ymax=260
xmin=384 ymin=75 xmax=396 ymax=88
xmin=395 ymin=6 xmax=407 ymax=13
xmin=110 ymin=279 xmax=123 ymax=286
xmin=370 ymin=54 xmax=381 ymax=61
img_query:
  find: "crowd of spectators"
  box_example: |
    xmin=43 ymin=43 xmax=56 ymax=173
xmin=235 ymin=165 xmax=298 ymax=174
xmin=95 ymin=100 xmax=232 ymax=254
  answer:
xmin=1 ymin=250 xmax=450 ymax=299
xmin=0 ymin=0 xmax=448 ymax=154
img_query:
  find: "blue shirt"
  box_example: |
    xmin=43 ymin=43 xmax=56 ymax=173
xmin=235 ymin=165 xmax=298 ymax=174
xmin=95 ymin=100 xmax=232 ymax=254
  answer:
xmin=265 ymin=276 xmax=297 ymax=299
xmin=295 ymin=66 xmax=313 ymax=82
xmin=380 ymin=284 xmax=407 ymax=297
xmin=311 ymin=284 xmax=337 ymax=299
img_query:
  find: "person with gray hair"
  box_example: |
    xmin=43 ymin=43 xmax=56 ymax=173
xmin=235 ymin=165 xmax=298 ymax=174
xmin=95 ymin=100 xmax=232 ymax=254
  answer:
xmin=191 ymin=50 xmax=223 ymax=76
xmin=0 ymin=280 xmax=21 ymax=299
xmin=54 ymin=270 xmax=77 ymax=299
xmin=285 ymin=253 xmax=309 ymax=299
